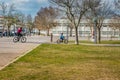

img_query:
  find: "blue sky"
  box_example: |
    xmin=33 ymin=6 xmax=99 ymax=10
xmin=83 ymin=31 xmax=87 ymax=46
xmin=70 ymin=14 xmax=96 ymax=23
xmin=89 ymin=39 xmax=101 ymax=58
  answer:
xmin=0 ymin=0 xmax=115 ymax=18
xmin=0 ymin=0 xmax=49 ymax=17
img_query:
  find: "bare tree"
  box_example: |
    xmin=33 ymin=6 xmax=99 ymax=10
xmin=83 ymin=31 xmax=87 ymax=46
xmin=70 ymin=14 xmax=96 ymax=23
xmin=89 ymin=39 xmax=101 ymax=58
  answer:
xmin=26 ymin=14 xmax=34 ymax=35
xmin=34 ymin=16 xmax=43 ymax=35
xmin=0 ymin=2 xmax=28 ymax=37
xmin=7 ymin=4 xmax=17 ymax=36
xmin=35 ymin=6 xmax=58 ymax=36
xmin=49 ymin=0 xmax=89 ymax=45
xmin=0 ymin=2 xmax=7 ymax=32
xmin=109 ymin=0 xmax=120 ymax=39
xmin=109 ymin=17 xmax=120 ymax=39
xmin=85 ymin=13 xmax=95 ymax=39
xmin=68 ymin=23 xmax=74 ymax=37
xmin=12 ymin=12 xmax=26 ymax=35
xmin=14 ymin=12 xmax=26 ymax=26
xmin=114 ymin=0 xmax=120 ymax=9
xmin=113 ymin=0 xmax=120 ymax=18
xmin=0 ymin=2 xmax=7 ymax=15
xmin=88 ymin=0 xmax=112 ymax=43
xmin=0 ymin=2 xmax=19 ymax=36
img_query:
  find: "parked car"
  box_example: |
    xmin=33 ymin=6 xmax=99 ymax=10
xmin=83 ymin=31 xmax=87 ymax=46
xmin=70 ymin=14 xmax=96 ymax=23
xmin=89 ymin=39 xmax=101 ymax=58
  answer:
xmin=0 ymin=32 xmax=3 ymax=37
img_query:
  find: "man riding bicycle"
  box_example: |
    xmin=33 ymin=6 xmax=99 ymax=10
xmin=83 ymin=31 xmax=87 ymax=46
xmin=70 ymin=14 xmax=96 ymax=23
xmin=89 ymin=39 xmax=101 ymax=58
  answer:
xmin=17 ymin=27 xmax=22 ymax=37
xmin=16 ymin=27 xmax=23 ymax=41
xmin=13 ymin=27 xmax=27 ymax=43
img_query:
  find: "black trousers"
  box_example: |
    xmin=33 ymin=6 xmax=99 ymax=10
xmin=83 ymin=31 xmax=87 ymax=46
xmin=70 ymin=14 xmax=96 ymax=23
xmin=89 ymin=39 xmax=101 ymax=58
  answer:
xmin=17 ymin=33 xmax=22 ymax=36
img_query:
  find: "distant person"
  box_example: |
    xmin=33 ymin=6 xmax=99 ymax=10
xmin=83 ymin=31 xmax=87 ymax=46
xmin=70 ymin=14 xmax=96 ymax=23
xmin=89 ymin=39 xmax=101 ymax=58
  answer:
xmin=60 ymin=33 xmax=65 ymax=41
xmin=17 ymin=27 xmax=22 ymax=36
xmin=3 ymin=30 xmax=7 ymax=36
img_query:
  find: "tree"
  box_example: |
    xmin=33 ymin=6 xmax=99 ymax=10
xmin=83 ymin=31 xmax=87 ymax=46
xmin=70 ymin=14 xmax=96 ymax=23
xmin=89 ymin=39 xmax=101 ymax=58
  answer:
xmin=26 ymin=14 xmax=33 ymax=35
xmin=114 ymin=0 xmax=120 ymax=8
xmin=109 ymin=17 xmax=120 ymax=39
xmin=113 ymin=0 xmax=120 ymax=18
xmin=12 ymin=12 xmax=26 ymax=35
xmin=0 ymin=2 xmax=7 ymax=16
xmin=68 ymin=23 xmax=74 ymax=37
xmin=0 ymin=2 xmax=7 ymax=31
xmin=88 ymin=0 xmax=112 ymax=43
xmin=110 ymin=0 xmax=120 ymax=39
xmin=34 ymin=16 xmax=42 ymax=35
xmin=14 ymin=12 xmax=26 ymax=26
xmin=6 ymin=4 xmax=18 ymax=36
xmin=0 ymin=2 xmax=19 ymax=36
xmin=2 ymin=3 xmax=15 ymax=36
xmin=35 ymin=6 xmax=58 ymax=36
xmin=49 ymin=0 xmax=89 ymax=45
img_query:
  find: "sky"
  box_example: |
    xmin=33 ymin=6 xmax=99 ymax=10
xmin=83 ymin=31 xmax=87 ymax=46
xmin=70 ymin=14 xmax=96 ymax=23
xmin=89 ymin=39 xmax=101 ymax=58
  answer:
xmin=0 ymin=0 xmax=116 ymax=18
xmin=0 ymin=0 xmax=49 ymax=18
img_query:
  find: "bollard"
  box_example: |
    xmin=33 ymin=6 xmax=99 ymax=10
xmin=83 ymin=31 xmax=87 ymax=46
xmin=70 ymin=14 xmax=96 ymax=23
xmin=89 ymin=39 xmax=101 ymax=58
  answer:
xmin=50 ymin=33 xmax=53 ymax=42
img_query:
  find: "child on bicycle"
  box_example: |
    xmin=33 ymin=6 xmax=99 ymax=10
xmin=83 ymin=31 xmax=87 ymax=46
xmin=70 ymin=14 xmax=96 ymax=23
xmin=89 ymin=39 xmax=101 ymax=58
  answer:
xmin=60 ymin=33 xmax=65 ymax=42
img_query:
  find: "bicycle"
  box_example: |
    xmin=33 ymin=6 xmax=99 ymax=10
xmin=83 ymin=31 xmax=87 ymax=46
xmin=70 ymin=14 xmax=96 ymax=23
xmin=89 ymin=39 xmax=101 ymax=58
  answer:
xmin=56 ymin=39 xmax=68 ymax=44
xmin=13 ymin=36 xmax=27 ymax=43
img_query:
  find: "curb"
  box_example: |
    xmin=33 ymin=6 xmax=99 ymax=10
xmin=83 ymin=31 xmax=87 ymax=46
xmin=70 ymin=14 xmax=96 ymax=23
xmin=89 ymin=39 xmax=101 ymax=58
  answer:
xmin=0 ymin=45 xmax=40 ymax=71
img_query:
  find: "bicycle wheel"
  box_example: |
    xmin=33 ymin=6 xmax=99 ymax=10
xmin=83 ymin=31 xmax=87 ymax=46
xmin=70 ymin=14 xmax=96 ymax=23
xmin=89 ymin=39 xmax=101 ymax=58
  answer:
xmin=64 ymin=39 xmax=68 ymax=44
xmin=13 ymin=36 xmax=19 ymax=43
xmin=57 ymin=39 xmax=61 ymax=44
xmin=21 ymin=37 xmax=27 ymax=43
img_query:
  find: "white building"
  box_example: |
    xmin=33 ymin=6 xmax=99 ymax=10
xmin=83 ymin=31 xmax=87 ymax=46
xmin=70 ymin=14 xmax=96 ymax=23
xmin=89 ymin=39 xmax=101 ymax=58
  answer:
xmin=0 ymin=16 xmax=4 ymax=32
xmin=50 ymin=18 xmax=120 ymax=38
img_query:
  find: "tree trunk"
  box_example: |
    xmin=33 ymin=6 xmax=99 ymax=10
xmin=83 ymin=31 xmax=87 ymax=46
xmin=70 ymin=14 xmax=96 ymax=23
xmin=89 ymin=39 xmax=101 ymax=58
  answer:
xmin=97 ymin=28 xmax=101 ymax=44
xmin=75 ymin=27 xmax=79 ymax=45
xmin=119 ymin=29 xmax=120 ymax=37
xmin=47 ymin=29 xmax=50 ymax=36
xmin=13 ymin=25 xmax=16 ymax=36
xmin=113 ymin=29 xmax=115 ymax=37
xmin=29 ymin=28 xmax=31 ymax=36
xmin=7 ymin=26 xmax=11 ymax=37
xmin=38 ymin=29 xmax=41 ymax=35
xmin=70 ymin=27 xmax=73 ymax=37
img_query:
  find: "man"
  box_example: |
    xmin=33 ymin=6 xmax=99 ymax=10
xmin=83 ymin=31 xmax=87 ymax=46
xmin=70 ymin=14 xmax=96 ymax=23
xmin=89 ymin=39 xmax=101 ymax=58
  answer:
xmin=17 ymin=27 xmax=22 ymax=36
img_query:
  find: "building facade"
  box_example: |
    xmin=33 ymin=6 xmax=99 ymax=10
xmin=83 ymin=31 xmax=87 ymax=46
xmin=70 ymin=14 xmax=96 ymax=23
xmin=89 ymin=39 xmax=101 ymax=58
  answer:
xmin=0 ymin=16 xmax=4 ymax=32
xmin=51 ymin=19 xmax=120 ymax=38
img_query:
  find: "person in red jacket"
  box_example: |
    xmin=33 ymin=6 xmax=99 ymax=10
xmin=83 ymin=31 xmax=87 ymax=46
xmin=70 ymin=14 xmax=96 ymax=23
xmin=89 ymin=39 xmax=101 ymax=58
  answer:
xmin=17 ymin=27 xmax=22 ymax=36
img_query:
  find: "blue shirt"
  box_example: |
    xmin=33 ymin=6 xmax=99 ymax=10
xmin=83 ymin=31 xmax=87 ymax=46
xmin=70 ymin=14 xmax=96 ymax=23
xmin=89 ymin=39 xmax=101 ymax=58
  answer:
xmin=60 ymin=35 xmax=64 ymax=40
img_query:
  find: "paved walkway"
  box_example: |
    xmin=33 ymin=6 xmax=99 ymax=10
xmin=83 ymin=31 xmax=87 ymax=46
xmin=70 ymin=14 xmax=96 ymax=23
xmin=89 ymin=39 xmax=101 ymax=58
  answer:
xmin=0 ymin=36 xmax=50 ymax=70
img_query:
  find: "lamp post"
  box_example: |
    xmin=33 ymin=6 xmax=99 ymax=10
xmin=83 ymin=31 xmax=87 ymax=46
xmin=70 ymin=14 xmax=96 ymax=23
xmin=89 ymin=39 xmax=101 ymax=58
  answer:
xmin=93 ymin=17 xmax=97 ymax=44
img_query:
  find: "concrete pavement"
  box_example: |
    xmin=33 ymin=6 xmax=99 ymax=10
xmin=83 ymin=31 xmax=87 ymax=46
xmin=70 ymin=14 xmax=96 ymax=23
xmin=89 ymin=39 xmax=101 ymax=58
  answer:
xmin=0 ymin=36 xmax=50 ymax=70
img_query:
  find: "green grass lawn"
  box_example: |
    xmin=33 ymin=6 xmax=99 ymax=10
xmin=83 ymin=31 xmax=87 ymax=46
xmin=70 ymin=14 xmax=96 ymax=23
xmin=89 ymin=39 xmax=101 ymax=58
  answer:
xmin=0 ymin=44 xmax=120 ymax=80
xmin=101 ymin=40 xmax=120 ymax=44
xmin=70 ymin=40 xmax=120 ymax=44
